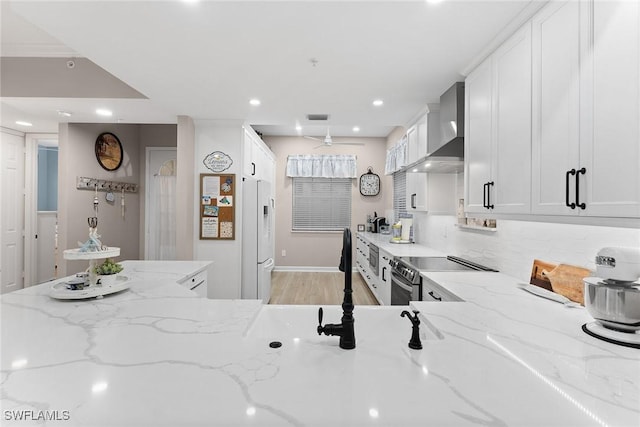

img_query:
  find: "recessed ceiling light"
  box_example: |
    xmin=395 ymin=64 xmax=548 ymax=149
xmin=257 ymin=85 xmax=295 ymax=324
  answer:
xmin=96 ymin=108 xmax=112 ymax=117
xmin=372 ymin=99 xmax=384 ymax=107
xmin=249 ymin=99 xmax=261 ymax=106
xmin=15 ymin=121 xmax=33 ymax=127
xmin=352 ymin=126 xmax=360 ymax=132
xmin=57 ymin=110 xmax=72 ymax=117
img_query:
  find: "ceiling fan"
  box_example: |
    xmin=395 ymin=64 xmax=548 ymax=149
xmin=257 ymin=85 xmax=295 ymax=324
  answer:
xmin=304 ymin=128 xmax=364 ymax=149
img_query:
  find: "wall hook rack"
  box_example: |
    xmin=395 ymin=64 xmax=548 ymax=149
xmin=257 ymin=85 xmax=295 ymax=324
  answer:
xmin=76 ymin=176 xmax=138 ymax=193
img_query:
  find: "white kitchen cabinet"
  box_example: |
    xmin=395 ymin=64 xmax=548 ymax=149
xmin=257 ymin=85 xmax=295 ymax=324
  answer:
xmin=378 ymin=249 xmax=392 ymax=306
xmin=406 ymin=172 xmax=456 ymax=214
xmin=243 ymin=127 xmax=275 ymax=182
xmin=406 ymin=172 xmax=428 ymax=212
xmin=464 ymin=57 xmax=493 ymax=213
xmin=531 ymin=0 xmax=640 ymax=218
xmin=465 ymin=23 xmax=532 ymax=214
xmin=583 ymin=0 xmax=640 ymax=217
xmin=406 ymin=125 xmax=420 ymax=165
xmin=178 ymin=269 xmax=208 ymax=298
xmin=405 ymin=110 xmax=440 ymax=166
xmin=531 ymin=0 xmax=581 ymax=215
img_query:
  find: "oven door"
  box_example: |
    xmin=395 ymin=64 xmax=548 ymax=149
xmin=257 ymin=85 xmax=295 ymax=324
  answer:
xmin=390 ymin=271 xmax=421 ymax=305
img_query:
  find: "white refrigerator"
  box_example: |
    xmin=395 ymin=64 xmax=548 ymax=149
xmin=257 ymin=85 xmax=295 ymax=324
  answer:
xmin=241 ymin=178 xmax=275 ymax=303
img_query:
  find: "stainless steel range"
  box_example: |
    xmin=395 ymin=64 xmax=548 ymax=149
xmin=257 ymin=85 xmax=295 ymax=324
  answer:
xmin=389 ymin=256 xmax=498 ymax=305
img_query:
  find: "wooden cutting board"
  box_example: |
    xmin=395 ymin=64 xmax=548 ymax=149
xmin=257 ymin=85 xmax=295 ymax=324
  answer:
xmin=542 ymin=264 xmax=592 ymax=305
xmin=530 ymin=259 xmax=557 ymax=291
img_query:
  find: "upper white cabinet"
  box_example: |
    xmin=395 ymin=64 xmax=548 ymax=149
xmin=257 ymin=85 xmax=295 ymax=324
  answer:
xmin=406 ymin=172 xmax=428 ymax=212
xmin=243 ymin=127 xmax=275 ymax=183
xmin=531 ymin=0 xmax=581 ymax=215
xmin=405 ymin=110 xmax=439 ymax=166
xmin=531 ymin=0 xmax=640 ymax=217
xmin=465 ymin=23 xmax=532 ymax=214
xmin=406 ymin=124 xmax=420 ymax=165
xmin=407 ymin=172 xmax=456 ymax=214
xmin=584 ymin=0 xmax=640 ymax=217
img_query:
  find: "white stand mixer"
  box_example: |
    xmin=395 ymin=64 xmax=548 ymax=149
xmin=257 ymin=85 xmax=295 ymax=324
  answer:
xmin=583 ymin=247 xmax=640 ymax=348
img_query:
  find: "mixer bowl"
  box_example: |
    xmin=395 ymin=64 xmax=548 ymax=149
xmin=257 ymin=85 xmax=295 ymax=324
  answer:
xmin=584 ymin=277 xmax=640 ymax=332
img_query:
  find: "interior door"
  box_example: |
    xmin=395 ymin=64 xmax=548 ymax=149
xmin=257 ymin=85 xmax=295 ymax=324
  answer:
xmin=1 ymin=130 xmax=25 ymax=294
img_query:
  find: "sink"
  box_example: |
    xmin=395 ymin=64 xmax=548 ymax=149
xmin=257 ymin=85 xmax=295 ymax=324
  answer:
xmin=243 ymin=305 xmax=443 ymax=344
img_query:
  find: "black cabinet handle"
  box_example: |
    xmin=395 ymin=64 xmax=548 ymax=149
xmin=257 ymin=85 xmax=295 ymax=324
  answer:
xmin=251 ymin=162 xmax=256 ymax=176
xmin=487 ymin=181 xmax=494 ymax=209
xmin=483 ymin=182 xmax=488 ymax=209
xmin=428 ymin=291 xmax=442 ymax=301
xmin=576 ymin=167 xmax=586 ymax=210
xmin=411 ymin=193 xmax=416 ymax=209
xmin=382 ymin=266 xmax=387 ymax=282
xmin=565 ymin=169 xmax=577 ymax=209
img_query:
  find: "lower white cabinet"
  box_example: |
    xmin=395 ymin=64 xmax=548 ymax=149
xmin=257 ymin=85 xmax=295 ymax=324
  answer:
xmin=178 ymin=269 xmax=208 ymax=298
xmin=355 ymin=235 xmax=392 ymax=306
xmin=377 ymin=249 xmax=392 ymax=306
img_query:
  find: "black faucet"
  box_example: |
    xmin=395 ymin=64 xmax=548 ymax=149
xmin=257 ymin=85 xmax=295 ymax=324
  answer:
xmin=317 ymin=228 xmax=356 ymax=349
xmin=401 ymin=310 xmax=423 ymax=350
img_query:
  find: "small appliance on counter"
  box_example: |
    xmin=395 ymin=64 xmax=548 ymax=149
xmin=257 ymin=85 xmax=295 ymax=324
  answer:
xmin=372 ymin=215 xmax=387 ymax=233
xmin=582 ymin=247 xmax=640 ymax=348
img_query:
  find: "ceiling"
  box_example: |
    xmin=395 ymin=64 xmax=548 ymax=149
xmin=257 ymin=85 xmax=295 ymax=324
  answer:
xmin=0 ymin=0 xmax=543 ymax=137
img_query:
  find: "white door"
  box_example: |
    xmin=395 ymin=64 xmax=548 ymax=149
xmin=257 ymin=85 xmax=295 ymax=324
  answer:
xmin=145 ymin=148 xmax=177 ymax=259
xmin=1 ymin=130 xmax=25 ymax=294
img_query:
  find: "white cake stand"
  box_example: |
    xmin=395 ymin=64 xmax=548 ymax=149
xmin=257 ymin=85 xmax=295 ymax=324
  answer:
xmin=62 ymin=247 xmax=122 ymax=292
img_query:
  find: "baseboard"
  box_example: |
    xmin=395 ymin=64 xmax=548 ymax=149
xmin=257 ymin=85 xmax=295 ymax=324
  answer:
xmin=273 ymin=266 xmax=358 ymax=273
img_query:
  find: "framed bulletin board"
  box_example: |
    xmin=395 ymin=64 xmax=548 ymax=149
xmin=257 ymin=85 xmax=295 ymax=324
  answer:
xmin=199 ymin=173 xmax=235 ymax=240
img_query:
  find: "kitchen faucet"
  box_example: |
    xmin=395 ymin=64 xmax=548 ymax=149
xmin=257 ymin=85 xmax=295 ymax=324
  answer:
xmin=317 ymin=228 xmax=356 ymax=349
xmin=400 ymin=310 xmax=423 ymax=350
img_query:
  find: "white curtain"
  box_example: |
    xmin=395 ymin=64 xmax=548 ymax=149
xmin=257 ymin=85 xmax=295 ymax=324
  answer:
xmin=385 ymin=135 xmax=408 ymax=175
xmin=148 ymin=175 xmax=176 ymax=260
xmin=286 ymin=154 xmax=357 ymax=178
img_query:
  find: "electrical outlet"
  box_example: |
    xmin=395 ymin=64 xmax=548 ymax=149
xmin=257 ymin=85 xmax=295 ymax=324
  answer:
xmin=281 ymin=250 xmax=286 ymax=257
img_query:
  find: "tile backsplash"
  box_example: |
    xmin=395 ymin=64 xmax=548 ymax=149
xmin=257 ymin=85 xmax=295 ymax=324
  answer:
xmin=412 ymin=213 xmax=640 ymax=281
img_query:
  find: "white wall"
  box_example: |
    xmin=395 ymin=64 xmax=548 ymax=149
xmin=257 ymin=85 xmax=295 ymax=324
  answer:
xmin=57 ymin=123 xmax=176 ymax=276
xmin=194 ymin=120 xmax=244 ymax=299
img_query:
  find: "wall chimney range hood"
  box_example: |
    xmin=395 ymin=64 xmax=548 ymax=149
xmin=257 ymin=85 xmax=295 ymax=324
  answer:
xmin=408 ymin=82 xmax=465 ymax=173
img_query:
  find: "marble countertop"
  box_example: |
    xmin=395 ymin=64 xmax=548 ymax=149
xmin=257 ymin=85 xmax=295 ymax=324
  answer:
xmin=357 ymin=232 xmax=446 ymax=257
xmin=2 ymin=261 xmax=639 ymax=426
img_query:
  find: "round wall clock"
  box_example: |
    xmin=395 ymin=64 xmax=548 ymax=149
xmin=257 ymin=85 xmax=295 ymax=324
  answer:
xmin=95 ymin=132 xmax=123 ymax=171
xmin=359 ymin=167 xmax=380 ymax=196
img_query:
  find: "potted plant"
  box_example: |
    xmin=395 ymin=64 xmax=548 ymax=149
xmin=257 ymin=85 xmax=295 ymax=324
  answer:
xmin=93 ymin=258 xmax=123 ymax=286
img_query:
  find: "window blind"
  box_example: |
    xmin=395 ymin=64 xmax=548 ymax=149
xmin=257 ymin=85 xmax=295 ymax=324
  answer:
xmin=393 ymin=171 xmax=407 ymax=223
xmin=292 ymin=177 xmax=352 ymax=231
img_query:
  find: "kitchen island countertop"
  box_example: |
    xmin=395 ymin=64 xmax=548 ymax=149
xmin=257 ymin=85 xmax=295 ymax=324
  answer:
xmin=1 ymin=261 xmax=639 ymax=426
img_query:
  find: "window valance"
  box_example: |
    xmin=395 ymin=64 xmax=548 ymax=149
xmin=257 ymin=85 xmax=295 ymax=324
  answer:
xmin=286 ymin=154 xmax=357 ymax=178
xmin=385 ymin=135 xmax=407 ymax=175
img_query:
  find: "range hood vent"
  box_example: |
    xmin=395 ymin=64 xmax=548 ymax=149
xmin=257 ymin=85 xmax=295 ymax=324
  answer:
xmin=408 ymin=82 xmax=465 ymax=173
xmin=438 ymin=82 xmax=465 ymax=151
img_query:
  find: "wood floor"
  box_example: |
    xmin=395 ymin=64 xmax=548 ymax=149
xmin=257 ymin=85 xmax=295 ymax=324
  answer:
xmin=269 ymin=271 xmax=379 ymax=305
